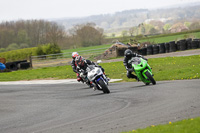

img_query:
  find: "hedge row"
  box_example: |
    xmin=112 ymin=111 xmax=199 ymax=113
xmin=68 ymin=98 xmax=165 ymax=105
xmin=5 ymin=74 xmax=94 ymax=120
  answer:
xmin=0 ymin=43 xmax=61 ymax=62
xmin=138 ymin=38 xmax=200 ymax=55
xmin=0 ymin=47 xmax=37 ymax=62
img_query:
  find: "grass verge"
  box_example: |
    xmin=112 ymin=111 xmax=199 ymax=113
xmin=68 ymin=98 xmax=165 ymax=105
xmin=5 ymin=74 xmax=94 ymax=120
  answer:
xmin=122 ymin=117 xmax=200 ymax=133
xmin=0 ymin=55 xmax=200 ymax=82
xmin=139 ymin=31 xmax=200 ymax=44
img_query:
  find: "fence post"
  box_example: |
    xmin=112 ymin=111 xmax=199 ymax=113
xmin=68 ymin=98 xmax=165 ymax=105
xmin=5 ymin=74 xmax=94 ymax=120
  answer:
xmin=29 ymin=56 xmax=33 ymax=68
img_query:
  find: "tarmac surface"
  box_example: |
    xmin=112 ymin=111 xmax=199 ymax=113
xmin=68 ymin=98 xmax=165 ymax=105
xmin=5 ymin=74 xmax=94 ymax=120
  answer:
xmin=0 ymin=79 xmax=200 ymax=133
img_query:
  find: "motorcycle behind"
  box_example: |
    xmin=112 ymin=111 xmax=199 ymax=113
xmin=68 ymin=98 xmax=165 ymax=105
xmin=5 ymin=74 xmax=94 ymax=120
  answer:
xmin=128 ymin=57 xmax=156 ymax=85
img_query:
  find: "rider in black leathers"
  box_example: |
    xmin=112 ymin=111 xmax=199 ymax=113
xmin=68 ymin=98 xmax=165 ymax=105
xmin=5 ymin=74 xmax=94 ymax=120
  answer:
xmin=71 ymin=52 xmax=82 ymax=81
xmin=123 ymin=49 xmax=148 ymax=80
xmin=75 ymin=56 xmax=95 ymax=74
xmin=75 ymin=56 xmax=105 ymax=88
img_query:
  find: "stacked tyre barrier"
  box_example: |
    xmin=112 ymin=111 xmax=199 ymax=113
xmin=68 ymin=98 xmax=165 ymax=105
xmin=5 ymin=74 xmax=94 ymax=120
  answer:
xmin=169 ymin=41 xmax=177 ymax=52
xmin=147 ymin=45 xmax=153 ymax=55
xmin=192 ymin=39 xmax=200 ymax=49
xmin=152 ymin=45 xmax=159 ymax=54
xmin=18 ymin=62 xmax=31 ymax=69
xmin=138 ymin=48 xmax=147 ymax=56
xmin=158 ymin=43 xmax=165 ymax=53
xmin=5 ymin=60 xmax=31 ymax=71
xmin=186 ymin=38 xmax=192 ymax=49
xmin=177 ymin=39 xmax=187 ymax=51
xmin=164 ymin=43 xmax=170 ymax=53
xmin=143 ymin=38 xmax=199 ymax=56
xmin=116 ymin=47 xmax=138 ymax=57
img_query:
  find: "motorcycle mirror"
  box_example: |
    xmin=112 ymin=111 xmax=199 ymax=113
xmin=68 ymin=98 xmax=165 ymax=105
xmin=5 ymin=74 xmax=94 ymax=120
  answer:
xmin=97 ymin=60 xmax=102 ymax=64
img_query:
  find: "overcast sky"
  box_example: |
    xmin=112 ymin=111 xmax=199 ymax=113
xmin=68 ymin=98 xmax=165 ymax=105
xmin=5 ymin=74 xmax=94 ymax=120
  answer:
xmin=0 ymin=0 xmax=199 ymax=22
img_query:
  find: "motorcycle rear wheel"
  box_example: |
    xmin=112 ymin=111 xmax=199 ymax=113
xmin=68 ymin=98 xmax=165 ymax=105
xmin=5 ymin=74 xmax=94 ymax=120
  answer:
xmin=98 ymin=79 xmax=110 ymax=93
xmin=145 ymin=71 xmax=156 ymax=85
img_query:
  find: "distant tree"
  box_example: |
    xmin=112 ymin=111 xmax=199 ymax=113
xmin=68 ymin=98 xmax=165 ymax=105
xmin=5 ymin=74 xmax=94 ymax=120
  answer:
xmin=163 ymin=24 xmax=172 ymax=31
xmin=16 ymin=29 xmax=29 ymax=44
xmin=189 ymin=22 xmax=200 ymax=30
xmin=149 ymin=28 xmax=158 ymax=35
xmin=6 ymin=43 xmax=19 ymax=51
xmin=70 ymin=23 xmax=104 ymax=47
xmin=141 ymin=27 xmax=146 ymax=35
xmin=170 ymin=23 xmax=188 ymax=33
xmin=0 ymin=48 xmax=6 ymax=53
xmin=0 ymin=20 xmax=66 ymax=49
xmin=121 ymin=30 xmax=128 ymax=37
xmin=184 ymin=22 xmax=191 ymax=28
xmin=129 ymin=28 xmax=134 ymax=37
xmin=112 ymin=33 xmax=116 ymax=37
xmin=19 ymin=43 xmax=29 ymax=49
xmin=46 ymin=22 xmax=65 ymax=45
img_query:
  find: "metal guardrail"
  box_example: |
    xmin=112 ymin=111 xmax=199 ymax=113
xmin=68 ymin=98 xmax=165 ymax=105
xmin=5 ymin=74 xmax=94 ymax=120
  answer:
xmin=30 ymin=47 xmax=109 ymax=68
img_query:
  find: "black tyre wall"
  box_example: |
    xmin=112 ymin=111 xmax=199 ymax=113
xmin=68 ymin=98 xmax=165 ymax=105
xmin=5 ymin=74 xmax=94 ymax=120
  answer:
xmin=138 ymin=48 xmax=147 ymax=56
xmin=152 ymin=45 xmax=159 ymax=54
xmin=186 ymin=38 xmax=192 ymax=49
xmin=147 ymin=45 xmax=153 ymax=55
xmin=5 ymin=62 xmax=18 ymax=70
xmin=191 ymin=40 xmax=198 ymax=49
xmin=19 ymin=62 xmax=31 ymax=69
xmin=179 ymin=39 xmax=187 ymax=51
xmin=165 ymin=43 xmax=170 ymax=53
xmin=193 ymin=39 xmax=200 ymax=48
xmin=169 ymin=41 xmax=177 ymax=52
xmin=158 ymin=43 xmax=165 ymax=53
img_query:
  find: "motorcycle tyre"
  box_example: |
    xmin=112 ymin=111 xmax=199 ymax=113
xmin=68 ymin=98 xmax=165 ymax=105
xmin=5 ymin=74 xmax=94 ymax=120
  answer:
xmin=145 ymin=71 xmax=156 ymax=85
xmin=98 ymin=79 xmax=110 ymax=94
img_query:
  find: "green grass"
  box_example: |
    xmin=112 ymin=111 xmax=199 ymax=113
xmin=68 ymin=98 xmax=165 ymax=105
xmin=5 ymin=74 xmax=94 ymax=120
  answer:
xmin=122 ymin=117 xmax=200 ymax=133
xmin=0 ymin=55 xmax=200 ymax=82
xmin=100 ymin=55 xmax=200 ymax=82
xmin=139 ymin=31 xmax=200 ymax=44
xmin=61 ymin=44 xmax=112 ymax=53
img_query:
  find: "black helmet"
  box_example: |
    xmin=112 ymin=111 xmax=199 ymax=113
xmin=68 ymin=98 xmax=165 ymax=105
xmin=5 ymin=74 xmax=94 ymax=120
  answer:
xmin=124 ymin=49 xmax=132 ymax=59
xmin=75 ymin=56 xmax=85 ymax=67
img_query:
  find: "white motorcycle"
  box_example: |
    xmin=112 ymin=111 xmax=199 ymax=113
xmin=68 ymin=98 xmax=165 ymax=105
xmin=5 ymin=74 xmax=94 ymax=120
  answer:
xmin=79 ymin=61 xmax=110 ymax=93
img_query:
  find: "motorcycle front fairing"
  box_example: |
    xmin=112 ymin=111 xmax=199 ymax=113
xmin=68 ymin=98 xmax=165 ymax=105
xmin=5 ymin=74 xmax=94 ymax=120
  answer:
xmin=130 ymin=57 xmax=152 ymax=83
xmin=87 ymin=66 xmax=108 ymax=90
xmin=87 ymin=67 xmax=103 ymax=81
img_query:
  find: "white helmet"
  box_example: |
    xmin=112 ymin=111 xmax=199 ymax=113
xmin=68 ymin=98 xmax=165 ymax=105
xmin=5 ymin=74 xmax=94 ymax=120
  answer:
xmin=72 ymin=52 xmax=79 ymax=59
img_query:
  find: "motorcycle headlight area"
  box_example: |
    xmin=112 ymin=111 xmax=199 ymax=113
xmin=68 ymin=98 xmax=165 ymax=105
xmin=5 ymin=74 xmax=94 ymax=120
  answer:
xmin=96 ymin=68 xmax=101 ymax=74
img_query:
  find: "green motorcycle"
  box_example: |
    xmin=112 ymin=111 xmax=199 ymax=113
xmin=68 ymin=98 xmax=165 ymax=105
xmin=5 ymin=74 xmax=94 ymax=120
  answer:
xmin=128 ymin=57 xmax=156 ymax=85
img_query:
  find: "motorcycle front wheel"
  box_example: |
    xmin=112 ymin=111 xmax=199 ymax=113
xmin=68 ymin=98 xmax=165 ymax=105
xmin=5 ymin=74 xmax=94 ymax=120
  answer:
xmin=145 ymin=71 xmax=156 ymax=85
xmin=98 ymin=79 xmax=110 ymax=93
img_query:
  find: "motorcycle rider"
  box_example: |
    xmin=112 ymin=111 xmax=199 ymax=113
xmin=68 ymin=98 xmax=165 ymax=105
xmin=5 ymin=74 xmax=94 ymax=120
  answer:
xmin=75 ymin=56 xmax=96 ymax=87
xmin=71 ymin=52 xmax=82 ymax=82
xmin=123 ymin=49 xmax=148 ymax=80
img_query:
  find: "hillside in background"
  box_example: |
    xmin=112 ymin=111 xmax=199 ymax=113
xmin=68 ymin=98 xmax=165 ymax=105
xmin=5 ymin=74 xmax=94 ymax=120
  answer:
xmin=52 ymin=2 xmax=200 ymax=33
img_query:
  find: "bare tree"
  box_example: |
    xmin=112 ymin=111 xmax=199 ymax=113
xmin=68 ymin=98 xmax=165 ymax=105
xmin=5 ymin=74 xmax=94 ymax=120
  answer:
xmin=69 ymin=23 xmax=104 ymax=47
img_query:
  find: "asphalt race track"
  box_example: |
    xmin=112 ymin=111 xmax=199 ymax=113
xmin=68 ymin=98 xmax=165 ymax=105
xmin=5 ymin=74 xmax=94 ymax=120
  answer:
xmin=0 ymin=79 xmax=200 ymax=133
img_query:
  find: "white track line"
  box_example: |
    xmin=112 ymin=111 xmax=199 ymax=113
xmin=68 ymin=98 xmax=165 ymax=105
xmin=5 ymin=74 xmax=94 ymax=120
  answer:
xmin=0 ymin=79 xmax=122 ymax=85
